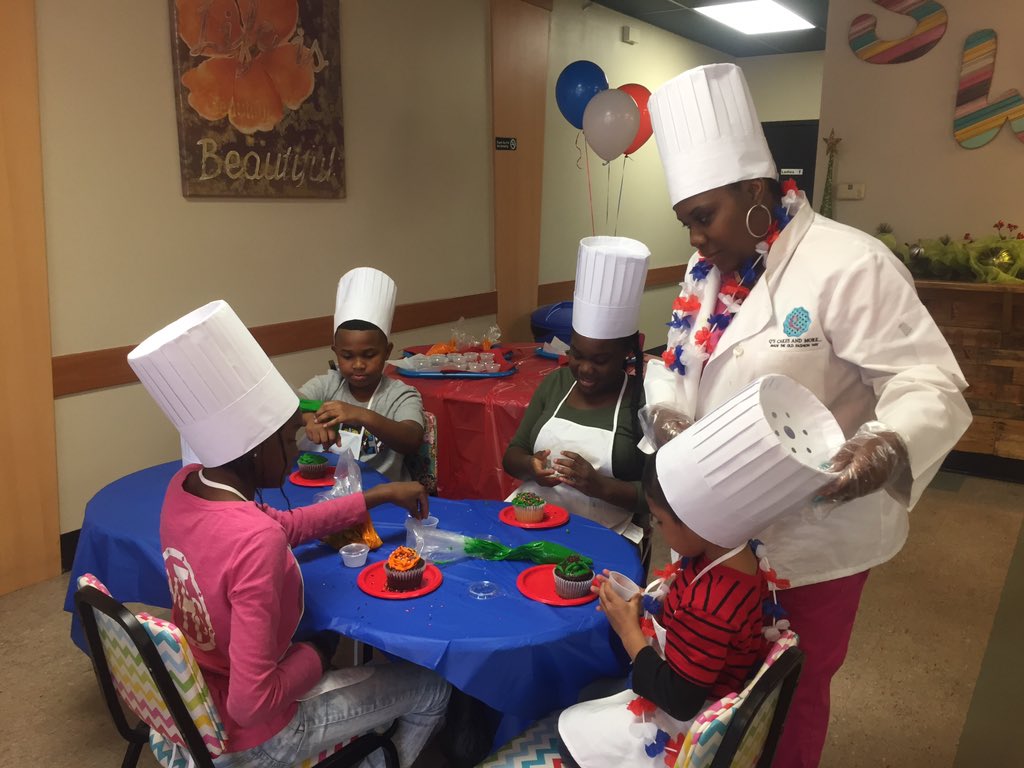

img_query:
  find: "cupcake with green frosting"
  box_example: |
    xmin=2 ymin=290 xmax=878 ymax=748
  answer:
xmin=297 ymin=452 xmax=329 ymax=479
xmin=553 ymin=554 xmax=594 ymax=600
xmin=510 ymin=491 xmax=546 ymax=523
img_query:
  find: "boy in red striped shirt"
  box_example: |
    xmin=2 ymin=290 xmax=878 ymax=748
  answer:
xmin=558 ymin=457 xmax=772 ymax=767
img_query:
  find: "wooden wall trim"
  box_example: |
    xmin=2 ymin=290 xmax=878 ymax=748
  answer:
xmin=52 ymin=290 xmax=498 ymax=398
xmin=538 ymin=263 xmax=686 ymax=305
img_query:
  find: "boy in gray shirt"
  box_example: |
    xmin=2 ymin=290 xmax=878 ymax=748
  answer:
xmin=300 ymin=269 xmax=424 ymax=481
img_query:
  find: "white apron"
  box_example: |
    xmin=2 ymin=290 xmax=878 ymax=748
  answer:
xmin=558 ymin=545 xmax=747 ymax=768
xmin=510 ymin=376 xmax=642 ymax=543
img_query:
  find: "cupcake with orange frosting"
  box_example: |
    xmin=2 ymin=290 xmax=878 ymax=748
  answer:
xmin=384 ymin=546 xmax=426 ymax=592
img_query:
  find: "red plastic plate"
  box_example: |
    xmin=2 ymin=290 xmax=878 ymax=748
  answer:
xmin=499 ymin=504 xmax=569 ymax=529
xmin=516 ymin=564 xmax=597 ymax=607
xmin=289 ymin=467 xmax=336 ymax=487
xmin=356 ymin=561 xmax=443 ymax=600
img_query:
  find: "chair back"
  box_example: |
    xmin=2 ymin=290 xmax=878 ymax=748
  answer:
xmin=676 ymin=630 xmax=803 ymax=768
xmin=75 ymin=573 xmax=227 ymax=767
xmin=408 ymin=410 xmax=438 ymax=494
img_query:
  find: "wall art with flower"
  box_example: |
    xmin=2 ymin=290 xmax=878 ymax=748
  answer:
xmin=168 ymin=0 xmax=344 ymax=198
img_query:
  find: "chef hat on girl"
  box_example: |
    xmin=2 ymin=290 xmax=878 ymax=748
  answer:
xmin=333 ymin=267 xmax=397 ymax=338
xmin=128 ymin=300 xmax=298 ymax=468
xmin=655 ymin=374 xmax=845 ymax=547
xmin=572 ymin=236 xmax=651 ymax=340
xmin=649 ymin=63 xmax=777 ymax=208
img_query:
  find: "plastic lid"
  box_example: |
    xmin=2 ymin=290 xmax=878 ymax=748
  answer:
xmin=468 ymin=580 xmax=502 ymax=600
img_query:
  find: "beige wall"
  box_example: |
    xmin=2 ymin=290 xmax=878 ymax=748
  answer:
xmin=816 ymin=0 xmax=1024 ymax=237
xmin=40 ymin=0 xmax=828 ymax=532
xmin=539 ymin=0 xmax=824 ymax=346
xmin=37 ymin=0 xmax=495 ymax=532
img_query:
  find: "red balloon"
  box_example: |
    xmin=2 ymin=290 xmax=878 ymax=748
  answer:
xmin=618 ymin=83 xmax=652 ymax=156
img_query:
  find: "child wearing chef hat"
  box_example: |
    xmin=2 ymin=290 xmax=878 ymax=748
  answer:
xmin=299 ymin=267 xmax=425 ymax=481
xmin=557 ymin=431 xmax=791 ymax=768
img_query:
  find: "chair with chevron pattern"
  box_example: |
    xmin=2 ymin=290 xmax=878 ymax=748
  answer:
xmin=675 ymin=631 xmax=804 ymax=768
xmin=75 ymin=574 xmax=398 ymax=768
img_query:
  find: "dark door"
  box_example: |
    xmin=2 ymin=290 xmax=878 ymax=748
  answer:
xmin=762 ymin=119 xmax=819 ymax=205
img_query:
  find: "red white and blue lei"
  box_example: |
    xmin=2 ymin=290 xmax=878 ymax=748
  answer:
xmin=661 ymin=180 xmax=801 ymax=378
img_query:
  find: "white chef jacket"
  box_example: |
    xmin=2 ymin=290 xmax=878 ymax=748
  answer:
xmin=645 ymin=194 xmax=971 ymax=587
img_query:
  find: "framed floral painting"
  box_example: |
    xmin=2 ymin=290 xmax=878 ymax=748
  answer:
xmin=168 ymin=0 xmax=344 ymax=198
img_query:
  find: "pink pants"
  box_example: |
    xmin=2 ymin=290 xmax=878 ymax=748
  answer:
xmin=771 ymin=570 xmax=870 ymax=768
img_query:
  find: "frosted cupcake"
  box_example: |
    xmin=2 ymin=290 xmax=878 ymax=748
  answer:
xmin=510 ymin=491 xmax=546 ymax=523
xmin=297 ymin=453 xmax=329 ymax=479
xmin=384 ymin=546 xmax=426 ymax=592
xmin=553 ymin=555 xmax=594 ymax=600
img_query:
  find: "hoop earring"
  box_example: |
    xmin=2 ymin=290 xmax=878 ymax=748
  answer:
xmin=745 ymin=203 xmax=772 ymax=239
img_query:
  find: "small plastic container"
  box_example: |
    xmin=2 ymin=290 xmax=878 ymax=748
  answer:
xmin=468 ymin=580 xmax=502 ymax=600
xmin=447 ymin=353 xmax=465 ymax=365
xmin=340 ymin=543 xmax=369 ymax=568
xmin=606 ymin=571 xmax=641 ymax=601
xmin=484 ymin=363 xmax=500 ymax=373
xmin=462 ymin=352 xmax=479 ymax=363
xmin=405 ymin=515 xmax=439 ymax=549
xmin=478 ymin=352 xmax=496 ymax=364
xmin=409 ymin=355 xmax=430 ymax=370
xmin=428 ymin=354 xmax=447 ymax=368
xmin=448 ymin=362 xmax=468 ymax=370
xmin=467 ymin=363 xmax=484 ymax=373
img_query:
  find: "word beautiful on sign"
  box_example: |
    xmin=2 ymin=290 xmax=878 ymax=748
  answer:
xmin=196 ymin=139 xmax=338 ymax=188
xmin=847 ymin=0 xmax=1022 ymax=149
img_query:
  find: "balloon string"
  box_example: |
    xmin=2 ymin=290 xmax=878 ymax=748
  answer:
xmin=605 ymin=162 xmax=611 ymax=232
xmin=614 ymin=155 xmax=628 ymax=237
xmin=584 ymin=140 xmax=596 ymax=237
xmin=575 ymin=130 xmax=584 ymax=171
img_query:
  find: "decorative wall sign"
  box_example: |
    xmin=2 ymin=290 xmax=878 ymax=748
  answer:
xmin=168 ymin=0 xmax=344 ymax=198
xmin=848 ymin=0 xmax=948 ymax=64
xmin=954 ymin=29 xmax=1024 ymax=149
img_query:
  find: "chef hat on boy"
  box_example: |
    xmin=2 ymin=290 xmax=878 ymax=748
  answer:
xmin=655 ymin=375 xmax=845 ymax=547
xmin=572 ymin=236 xmax=650 ymax=340
xmin=333 ymin=267 xmax=397 ymax=339
xmin=127 ymin=300 xmax=299 ymax=468
xmin=649 ymin=63 xmax=777 ymax=208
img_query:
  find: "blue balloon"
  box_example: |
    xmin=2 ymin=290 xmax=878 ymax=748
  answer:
xmin=555 ymin=60 xmax=608 ymax=130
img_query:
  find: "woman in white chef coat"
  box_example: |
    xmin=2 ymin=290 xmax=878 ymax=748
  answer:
xmin=504 ymin=237 xmax=652 ymax=558
xmin=642 ymin=63 xmax=971 ymax=768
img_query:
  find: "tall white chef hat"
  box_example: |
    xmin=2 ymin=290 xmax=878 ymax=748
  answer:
xmin=572 ymin=236 xmax=650 ymax=340
xmin=654 ymin=375 xmax=845 ymax=547
xmin=333 ymin=267 xmax=397 ymax=339
xmin=649 ymin=63 xmax=777 ymax=208
xmin=127 ymin=300 xmax=299 ymax=468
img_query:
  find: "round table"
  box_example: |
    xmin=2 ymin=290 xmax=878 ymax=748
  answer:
xmin=65 ymin=460 xmax=644 ymax=738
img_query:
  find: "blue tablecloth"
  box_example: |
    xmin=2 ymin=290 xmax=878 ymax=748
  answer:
xmin=65 ymin=461 xmax=643 ymax=735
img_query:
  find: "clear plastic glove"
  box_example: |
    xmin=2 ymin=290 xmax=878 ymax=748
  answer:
xmin=817 ymin=421 xmax=909 ymax=504
xmin=638 ymin=404 xmax=693 ymax=449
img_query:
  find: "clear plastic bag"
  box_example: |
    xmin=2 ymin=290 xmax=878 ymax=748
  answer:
xmin=638 ymin=403 xmax=694 ymax=449
xmin=314 ymin=452 xmax=363 ymax=503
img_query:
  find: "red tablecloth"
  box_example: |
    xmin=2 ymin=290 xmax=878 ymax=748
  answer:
xmin=388 ymin=343 xmax=561 ymax=500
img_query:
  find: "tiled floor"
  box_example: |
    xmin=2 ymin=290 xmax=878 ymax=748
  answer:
xmin=1 ymin=472 xmax=1021 ymax=768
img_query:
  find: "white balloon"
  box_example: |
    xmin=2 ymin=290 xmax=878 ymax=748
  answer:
xmin=583 ymin=89 xmax=640 ymax=162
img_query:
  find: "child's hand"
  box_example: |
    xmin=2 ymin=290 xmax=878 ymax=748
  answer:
xmin=315 ymin=401 xmax=364 ymax=436
xmin=530 ymin=450 xmax=561 ymax=487
xmin=305 ymin=420 xmax=336 ymax=450
xmin=590 ymin=568 xmax=611 ymax=594
xmin=554 ymin=452 xmax=602 ymax=497
xmin=598 ymin=578 xmax=643 ymax=638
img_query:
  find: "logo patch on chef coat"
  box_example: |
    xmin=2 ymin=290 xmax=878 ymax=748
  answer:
xmin=783 ymin=307 xmax=811 ymax=337
xmin=769 ymin=307 xmax=821 ymax=349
